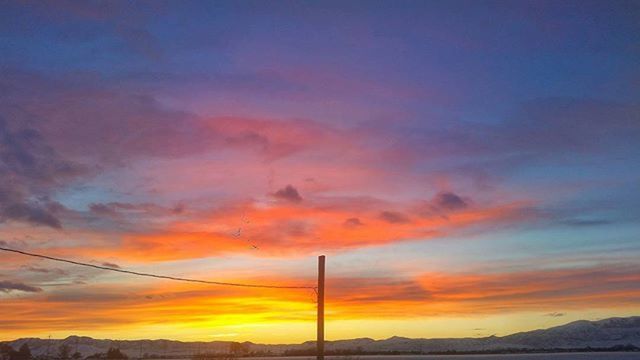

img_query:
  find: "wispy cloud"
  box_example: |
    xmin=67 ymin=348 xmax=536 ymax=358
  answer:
xmin=545 ymin=312 xmax=565 ymax=317
xmin=101 ymin=262 xmax=121 ymax=269
xmin=0 ymin=280 xmax=42 ymax=293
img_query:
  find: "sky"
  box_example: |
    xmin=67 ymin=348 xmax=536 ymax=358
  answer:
xmin=0 ymin=0 xmax=639 ymax=343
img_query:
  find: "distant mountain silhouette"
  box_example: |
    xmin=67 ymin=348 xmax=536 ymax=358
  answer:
xmin=3 ymin=316 xmax=640 ymax=356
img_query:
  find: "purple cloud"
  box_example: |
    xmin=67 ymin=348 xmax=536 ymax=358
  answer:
xmin=2 ymin=203 xmax=62 ymax=229
xmin=0 ymin=112 xmax=84 ymax=229
xmin=23 ymin=266 xmax=68 ymax=275
xmin=432 ymin=192 xmax=468 ymax=211
xmin=272 ymin=185 xmax=303 ymax=203
xmin=89 ymin=202 xmax=187 ymax=218
xmin=89 ymin=203 xmax=118 ymax=217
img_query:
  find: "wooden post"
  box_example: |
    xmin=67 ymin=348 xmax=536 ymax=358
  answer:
xmin=317 ymin=255 xmax=325 ymax=360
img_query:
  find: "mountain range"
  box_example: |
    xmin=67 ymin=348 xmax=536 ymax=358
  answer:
xmin=4 ymin=316 xmax=640 ymax=357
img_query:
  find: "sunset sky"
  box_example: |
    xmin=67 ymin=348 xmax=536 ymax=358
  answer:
xmin=1 ymin=0 xmax=639 ymax=343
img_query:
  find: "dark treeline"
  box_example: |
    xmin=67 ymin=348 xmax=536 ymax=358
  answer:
xmin=4 ymin=342 xmax=639 ymax=359
xmin=0 ymin=344 xmax=34 ymax=360
xmin=0 ymin=345 xmax=127 ymax=360
xmin=187 ymin=342 xmax=272 ymax=360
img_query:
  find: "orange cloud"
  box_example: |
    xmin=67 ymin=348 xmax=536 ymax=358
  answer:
xmin=327 ymin=265 xmax=640 ymax=318
xmin=2 ymin=264 xmax=638 ymax=340
xmin=0 ymin=280 xmax=316 ymax=338
xmin=98 ymin=198 xmax=532 ymax=261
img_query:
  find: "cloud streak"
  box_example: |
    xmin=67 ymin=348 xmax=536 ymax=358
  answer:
xmin=0 ymin=280 xmax=42 ymax=293
xmin=1 ymin=263 xmax=638 ymax=336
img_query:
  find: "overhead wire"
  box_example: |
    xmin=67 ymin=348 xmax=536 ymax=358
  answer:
xmin=0 ymin=246 xmax=316 ymax=290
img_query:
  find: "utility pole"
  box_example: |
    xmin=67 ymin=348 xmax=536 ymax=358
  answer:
xmin=317 ymin=255 xmax=325 ymax=360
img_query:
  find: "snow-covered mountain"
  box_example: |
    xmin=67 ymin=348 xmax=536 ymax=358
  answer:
xmin=4 ymin=316 xmax=640 ymax=357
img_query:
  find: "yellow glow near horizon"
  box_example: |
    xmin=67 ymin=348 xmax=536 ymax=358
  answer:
xmin=3 ymin=308 xmax=639 ymax=343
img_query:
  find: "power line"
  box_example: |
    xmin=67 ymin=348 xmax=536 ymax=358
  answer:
xmin=0 ymin=246 xmax=316 ymax=290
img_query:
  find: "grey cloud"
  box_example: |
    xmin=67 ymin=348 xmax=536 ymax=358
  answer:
xmin=432 ymin=192 xmax=468 ymax=211
xmin=562 ymin=219 xmax=612 ymax=227
xmin=0 ymin=238 xmax=28 ymax=249
xmin=101 ymin=262 xmax=121 ymax=269
xmin=379 ymin=211 xmax=410 ymax=224
xmin=89 ymin=202 xmax=184 ymax=218
xmin=545 ymin=312 xmax=565 ymax=317
xmin=418 ymin=192 xmax=470 ymax=217
xmin=89 ymin=203 xmax=118 ymax=216
xmin=0 ymin=280 xmax=42 ymax=293
xmin=2 ymin=203 xmax=62 ymax=229
xmin=272 ymin=185 xmax=303 ymax=203
xmin=23 ymin=266 xmax=68 ymax=275
xmin=343 ymin=217 xmax=364 ymax=228
xmin=0 ymin=113 xmax=85 ymax=229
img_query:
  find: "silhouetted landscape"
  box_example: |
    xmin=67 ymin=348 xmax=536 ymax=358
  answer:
xmin=3 ymin=317 xmax=639 ymax=359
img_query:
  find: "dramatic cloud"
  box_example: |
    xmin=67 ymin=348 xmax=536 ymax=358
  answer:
xmin=1 ymin=70 xmax=359 ymax=165
xmin=77 ymin=199 xmax=533 ymax=261
xmin=0 ymin=113 xmax=84 ymax=229
xmin=1 ymin=263 xmax=638 ymax=335
xmin=0 ymin=280 xmax=42 ymax=293
xmin=0 ymin=0 xmax=638 ymax=342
